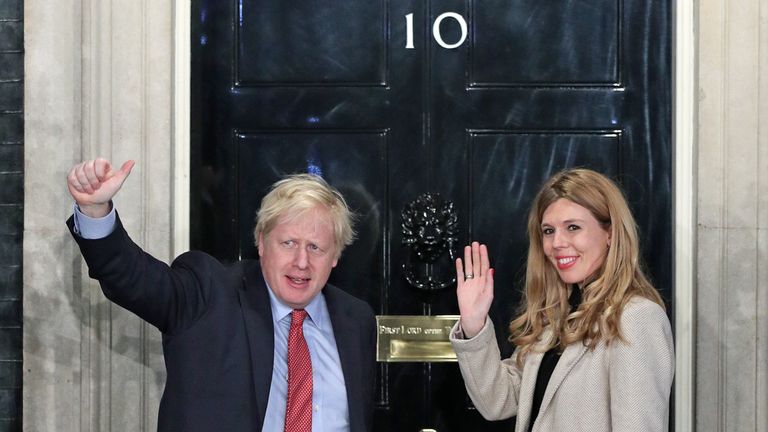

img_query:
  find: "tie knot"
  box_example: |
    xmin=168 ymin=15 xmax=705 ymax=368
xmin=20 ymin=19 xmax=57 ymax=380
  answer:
xmin=290 ymin=309 xmax=307 ymax=328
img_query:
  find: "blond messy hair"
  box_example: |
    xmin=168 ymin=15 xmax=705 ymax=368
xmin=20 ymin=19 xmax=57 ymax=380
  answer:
xmin=509 ymin=168 xmax=664 ymax=367
xmin=254 ymin=174 xmax=356 ymax=259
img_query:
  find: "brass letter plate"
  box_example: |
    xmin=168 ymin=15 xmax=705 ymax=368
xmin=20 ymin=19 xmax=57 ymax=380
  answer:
xmin=376 ymin=315 xmax=459 ymax=362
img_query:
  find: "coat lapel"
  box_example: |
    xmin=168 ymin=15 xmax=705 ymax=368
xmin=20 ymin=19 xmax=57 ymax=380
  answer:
xmin=516 ymin=329 xmax=551 ymax=432
xmin=237 ymin=262 xmax=275 ymax=426
xmin=323 ymin=285 xmax=364 ymax=431
xmin=536 ymin=339 xmax=588 ymax=420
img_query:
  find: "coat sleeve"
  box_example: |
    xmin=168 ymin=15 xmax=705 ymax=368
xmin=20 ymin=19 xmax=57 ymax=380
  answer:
xmin=608 ymin=298 xmax=675 ymax=431
xmin=450 ymin=317 xmax=522 ymax=420
xmin=67 ymin=213 xmax=219 ymax=335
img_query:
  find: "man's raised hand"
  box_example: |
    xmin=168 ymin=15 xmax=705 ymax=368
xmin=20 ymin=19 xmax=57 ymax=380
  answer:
xmin=67 ymin=158 xmax=134 ymax=217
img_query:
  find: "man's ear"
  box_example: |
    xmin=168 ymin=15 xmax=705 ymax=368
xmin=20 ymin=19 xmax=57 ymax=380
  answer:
xmin=257 ymin=233 xmax=265 ymax=257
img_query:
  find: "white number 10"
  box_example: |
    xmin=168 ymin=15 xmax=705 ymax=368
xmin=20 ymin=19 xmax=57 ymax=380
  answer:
xmin=405 ymin=12 xmax=468 ymax=50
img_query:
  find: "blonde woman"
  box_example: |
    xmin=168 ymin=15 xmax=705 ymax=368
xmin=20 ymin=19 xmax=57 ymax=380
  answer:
xmin=450 ymin=169 xmax=674 ymax=432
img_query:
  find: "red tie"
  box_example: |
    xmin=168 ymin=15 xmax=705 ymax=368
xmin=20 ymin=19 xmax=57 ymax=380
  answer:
xmin=285 ymin=309 xmax=312 ymax=432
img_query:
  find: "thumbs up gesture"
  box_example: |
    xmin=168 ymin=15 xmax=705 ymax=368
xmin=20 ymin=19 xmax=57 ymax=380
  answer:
xmin=67 ymin=158 xmax=135 ymax=218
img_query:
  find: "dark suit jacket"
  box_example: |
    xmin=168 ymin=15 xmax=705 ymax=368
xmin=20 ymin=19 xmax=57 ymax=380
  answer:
xmin=68 ymin=214 xmax=377 ymax=431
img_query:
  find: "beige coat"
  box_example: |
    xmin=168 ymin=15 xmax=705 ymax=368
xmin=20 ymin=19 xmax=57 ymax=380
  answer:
xmin=450 ymin=297 xmax=674 ymax=432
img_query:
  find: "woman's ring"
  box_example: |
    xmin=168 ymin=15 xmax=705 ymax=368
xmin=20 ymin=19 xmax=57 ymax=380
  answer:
xmin=465 ymin=273 xmax=474 ymax=279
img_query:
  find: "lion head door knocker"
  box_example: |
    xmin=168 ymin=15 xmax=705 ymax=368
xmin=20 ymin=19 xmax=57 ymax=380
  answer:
xmin=401 ymin=193 xmax=459 ymax=291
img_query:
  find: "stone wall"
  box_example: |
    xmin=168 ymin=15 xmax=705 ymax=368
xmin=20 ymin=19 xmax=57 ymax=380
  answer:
xmin=696 ymin=0 xmax=768 ymax=430
xmin=23 ymin=0 xmax=172 ymax=430
xmin=0 ymin=0 xmax=23 ymax=429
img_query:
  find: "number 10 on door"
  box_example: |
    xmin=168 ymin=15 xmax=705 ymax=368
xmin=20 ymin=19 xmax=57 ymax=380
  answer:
xmin=405 ymin=12 xmax=468 ymax=49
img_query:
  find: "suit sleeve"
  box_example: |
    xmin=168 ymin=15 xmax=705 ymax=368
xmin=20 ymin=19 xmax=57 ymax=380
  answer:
xmin=450 ymin=317 xmax=522 ymax=420
xmin=67 ymin=213 xmax=216 ymax=335
xmin=609 ymin=298 xmax=675 ymax=431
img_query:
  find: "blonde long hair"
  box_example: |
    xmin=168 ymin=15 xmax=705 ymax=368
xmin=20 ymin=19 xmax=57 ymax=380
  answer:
xmin=509 ymin=169 xmax=664 ymax=366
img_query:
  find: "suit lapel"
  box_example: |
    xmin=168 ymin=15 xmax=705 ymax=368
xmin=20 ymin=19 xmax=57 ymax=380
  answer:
xmin=237 ymin=262 xmax=275 ymax=426
xmin=324 ymin=285 xmax=364 ymax=431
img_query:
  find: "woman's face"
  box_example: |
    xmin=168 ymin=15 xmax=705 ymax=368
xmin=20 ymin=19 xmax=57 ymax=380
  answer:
xmin=541 ymin=198 xmax=611 ymax=285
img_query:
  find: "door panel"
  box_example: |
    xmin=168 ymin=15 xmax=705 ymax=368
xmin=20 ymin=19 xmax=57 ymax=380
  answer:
xmin=191 ymin=0 xmax=671 ymax=430
xmin=235 ymin=131 xmax=388 ymax=308
xmin=237 ymin=1 xmax=387 ymax=85
xmin=469 ymin=131 xmax=621 ymax=321
xmin=472 ymin=0 xmax=619 ymax=85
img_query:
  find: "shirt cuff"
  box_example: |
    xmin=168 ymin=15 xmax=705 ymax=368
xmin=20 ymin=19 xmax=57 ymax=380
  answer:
xmin=72 ymin=202 xmax=116 ymax=239
xmin=452 ymin=321 xmax=468 ymax=340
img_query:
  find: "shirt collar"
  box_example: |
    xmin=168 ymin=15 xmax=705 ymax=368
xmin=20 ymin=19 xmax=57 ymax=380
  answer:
xmin=264 ymin=277 xmax=328 ymax=331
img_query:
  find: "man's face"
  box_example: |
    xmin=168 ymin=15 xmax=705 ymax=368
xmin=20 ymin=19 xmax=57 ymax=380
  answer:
xmin=258 ymin=207 xmax=338 ymax=309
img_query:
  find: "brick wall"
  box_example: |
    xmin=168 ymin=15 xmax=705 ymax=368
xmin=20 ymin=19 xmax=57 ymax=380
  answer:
xmin=0 ymin=0 xmax=22 ymax=430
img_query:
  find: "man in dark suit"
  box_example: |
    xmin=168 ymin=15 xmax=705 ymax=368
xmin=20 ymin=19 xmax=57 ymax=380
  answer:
xmin=67 ymin=158 xmax=376 ymax=431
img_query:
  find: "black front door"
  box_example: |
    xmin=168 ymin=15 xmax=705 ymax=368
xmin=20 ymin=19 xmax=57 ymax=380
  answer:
xmin=191 ymin=1 xmax=671 ymax=430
